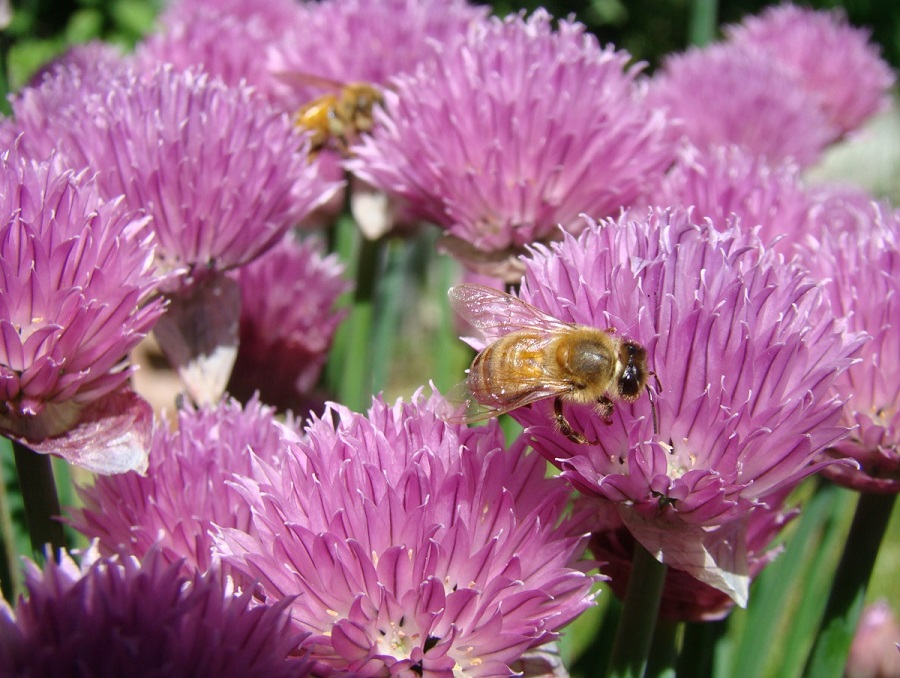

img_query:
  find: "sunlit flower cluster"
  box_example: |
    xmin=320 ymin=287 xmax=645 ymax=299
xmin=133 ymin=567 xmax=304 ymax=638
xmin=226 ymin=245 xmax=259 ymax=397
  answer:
xmin=351 ymin=10 xmax=674 ymax=270
xmin=216 ymin=392 xmax=597 ymax=675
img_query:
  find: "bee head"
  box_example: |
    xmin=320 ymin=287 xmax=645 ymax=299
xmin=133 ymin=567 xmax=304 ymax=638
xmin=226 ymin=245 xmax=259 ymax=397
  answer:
xmin=617 ymin=341 xmax=648 ymax=400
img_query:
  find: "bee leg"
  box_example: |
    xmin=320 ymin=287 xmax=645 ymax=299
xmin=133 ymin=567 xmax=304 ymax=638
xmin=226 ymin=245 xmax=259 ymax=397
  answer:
xmin=596 ymin=396 xmax=615 ymax=425
xmin=553 ymin=397 xmax=596 ymax=445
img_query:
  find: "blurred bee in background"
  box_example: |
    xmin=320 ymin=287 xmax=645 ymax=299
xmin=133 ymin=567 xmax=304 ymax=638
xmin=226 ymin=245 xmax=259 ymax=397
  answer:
xmin=444 ymin=284 xmax=658 ymax=444
xmin=286 ymin=74 xmax=384 ymax=157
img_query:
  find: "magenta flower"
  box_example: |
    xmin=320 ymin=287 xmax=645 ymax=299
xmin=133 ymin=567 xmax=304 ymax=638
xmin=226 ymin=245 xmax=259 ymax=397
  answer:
xmin=725 ymin=4 xmax=895 ymax=137
xmin=216 ymin=392 xmax=597 ymax=676
xmin=0 ymin=548 xmax=309 ymax=677
xmin=135 ymin=0 xmax=302 ymax=98
xmin=0 ymin=150 xmax=164 ymax=473
xmin=267 ymin=0 xmax=488 ymax=112
xmin=226 ymin=234 xmax=348 ymax=412
xmin=584 ymin=492 xmax=797 ymax=621
xmin=350 ymin=10 xmax=674 ymax=274
xmin=800 ymin=202 xmax=900 ymax=493
xmin=647 ymin=42 xmax=835 ymax=166
xmin=8 ymin=63 xmax=341 ymax=402
xmin=652 ymin=144 xmax=812 ymax=253
xmin=476 ymin=209 xmax=863 ymax=604
xmin=70 ymin=396 xmax=296 ymax=575
xmin=10 ymin=65 xmax=338 ymax=287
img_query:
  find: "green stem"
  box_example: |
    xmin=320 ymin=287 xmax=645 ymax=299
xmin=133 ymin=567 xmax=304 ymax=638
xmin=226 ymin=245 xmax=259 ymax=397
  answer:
xmin=0 ymin=438 xmax=22 ymax=600
xmin=645 ymin=618 xmax=680 ymax=678
xmin=12 ymin=441 xmax=64 ymax=561
xmin=338 ymin=234 xmax=384 ymax=411
xmin=608 ymin=541 xmax=668 ymax=678
xmin=803 ymin=491 xmax=897 ymax=678
xmin=688 ymin=0 xmax=718 ymax=47
xmin=675 ymin=618 xmax=726 ymax=678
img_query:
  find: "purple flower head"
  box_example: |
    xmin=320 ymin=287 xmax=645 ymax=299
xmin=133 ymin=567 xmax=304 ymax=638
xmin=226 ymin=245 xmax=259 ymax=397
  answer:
xmin=800 ymin=202 xmax=900 ymax=492
xmin=216 ymin=391 xmax=598 ymax=676
xmin=725 ymin=4 xmax=895 ymax=136
xmin=70 ymin=395 xmax=297 ymax=575
xmin=652 ymin=144 xmax=812 ymax=253
xmin=584 ymin=491 xmax=797 ymax=621
xmin=267 ymin=0 xmax=488 ymax=111
xmin=648 ymin=42 xmax=836 ymax=167
xmin=483 ymin=209 xmax=863 ymax=604
xmin=350 ymin=10 xmax=675 ymax=272
xmin=9 ymin=64 xmax=340 ymax=290
xmin=227 ymin=233 xmax=349 ymax=412
xmin=0 ymin=149 xmax=164 ymax=473
xmin=0 ymin=548 xmax=310 ymax=677
xmin=135 ymin=0 xmax=302 ymax=98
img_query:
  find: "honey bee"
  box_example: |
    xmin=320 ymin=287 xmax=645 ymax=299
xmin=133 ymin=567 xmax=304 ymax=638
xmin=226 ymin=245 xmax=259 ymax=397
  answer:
xmin=445 ymin=284 xmax=657 ymax=443
xmin=292 ymin=77 xmax=384 ymax=156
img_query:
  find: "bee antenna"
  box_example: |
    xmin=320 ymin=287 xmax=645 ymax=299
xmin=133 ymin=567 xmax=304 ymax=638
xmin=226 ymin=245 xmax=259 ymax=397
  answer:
xmin=646 ymin=373 xmax=661 ymax=436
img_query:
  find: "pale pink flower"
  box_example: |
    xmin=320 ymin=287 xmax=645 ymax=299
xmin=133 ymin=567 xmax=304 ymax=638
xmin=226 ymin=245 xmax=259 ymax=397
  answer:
xmin=216 ymin=392 xmax=597 ymax=676
xmin=470 ymin=209 xmax=862 ymax=604
xmin=726 ymin=4 xmax=895 ymax=136
xmin=801 ymin=202 xmax=900 ymax=492
xmin=350 ymin=10 xmax=674 ymax=271
xmin=227 ymin=234 xmax=348 ymax=412
xmin=70 ymin=396 xmax=297 ymax=574
xmin=0 ymin=150 xmax=163 ymax=473
xmin=648 ymin=42 xmax=835 ymax=166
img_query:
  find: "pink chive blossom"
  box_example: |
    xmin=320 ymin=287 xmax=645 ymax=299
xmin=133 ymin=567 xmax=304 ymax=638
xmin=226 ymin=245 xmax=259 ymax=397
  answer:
xmin=725 ymin=4 xmax=895 ymax=137
xmin=8 ymin=63 xmax=339 ymax=288
xmin=647 ymin=41 xmax=836 ymax=167
xmin=226 ymin=234 xmax=349 ymax=413
xmin=349 ymin=10 xmax=675 ymax=274
xmin=479 ymin=209 xmax=863 ymax=605
xmin=0 ymin=150 xmax=164 ymax=474
xmin=800 ymin=202 xmax=900 ymax=493
xmin=651 ymin=144 xmax=812 ymax=253
xmin=846 ymin=600 xmax=900 ymax=678
xmin=584 ymin=492 xmax=797 ymax=621
xmin=266 ymin=0 xmax=488 ymax=112
xmin=216 ymin=392 xmax=598 ymax=676
xmin=135 ymin=0 xmax=303 ymax=99
xmin=69 ymin=396 xmax=298 ymax=576
xmin=0 ymin=548 xmax=310 ymax=677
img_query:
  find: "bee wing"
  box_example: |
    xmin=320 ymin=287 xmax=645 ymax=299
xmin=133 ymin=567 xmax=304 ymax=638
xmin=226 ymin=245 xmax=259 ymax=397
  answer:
xmin=448 ymin=284 xmax=575 ymax=344
xmin=440 ymin=378 xmax=571 ymax=425
xmin=272 ymin=70 xmax=347 ymax=92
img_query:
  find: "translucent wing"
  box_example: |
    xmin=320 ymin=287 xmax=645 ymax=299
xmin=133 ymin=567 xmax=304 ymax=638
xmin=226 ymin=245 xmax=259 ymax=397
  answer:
xmin=448 ymin=284 xmax=575 ymax=344
xmin=272 ymin=70 xmax=347 ymax=92
xmin=439 ymin=380 xmax=567 ymax=424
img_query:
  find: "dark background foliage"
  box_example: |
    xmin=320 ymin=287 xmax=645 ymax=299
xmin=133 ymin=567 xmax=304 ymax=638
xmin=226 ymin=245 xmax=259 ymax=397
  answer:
xmin=5 ymin=0 xmax=900 ymax=85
